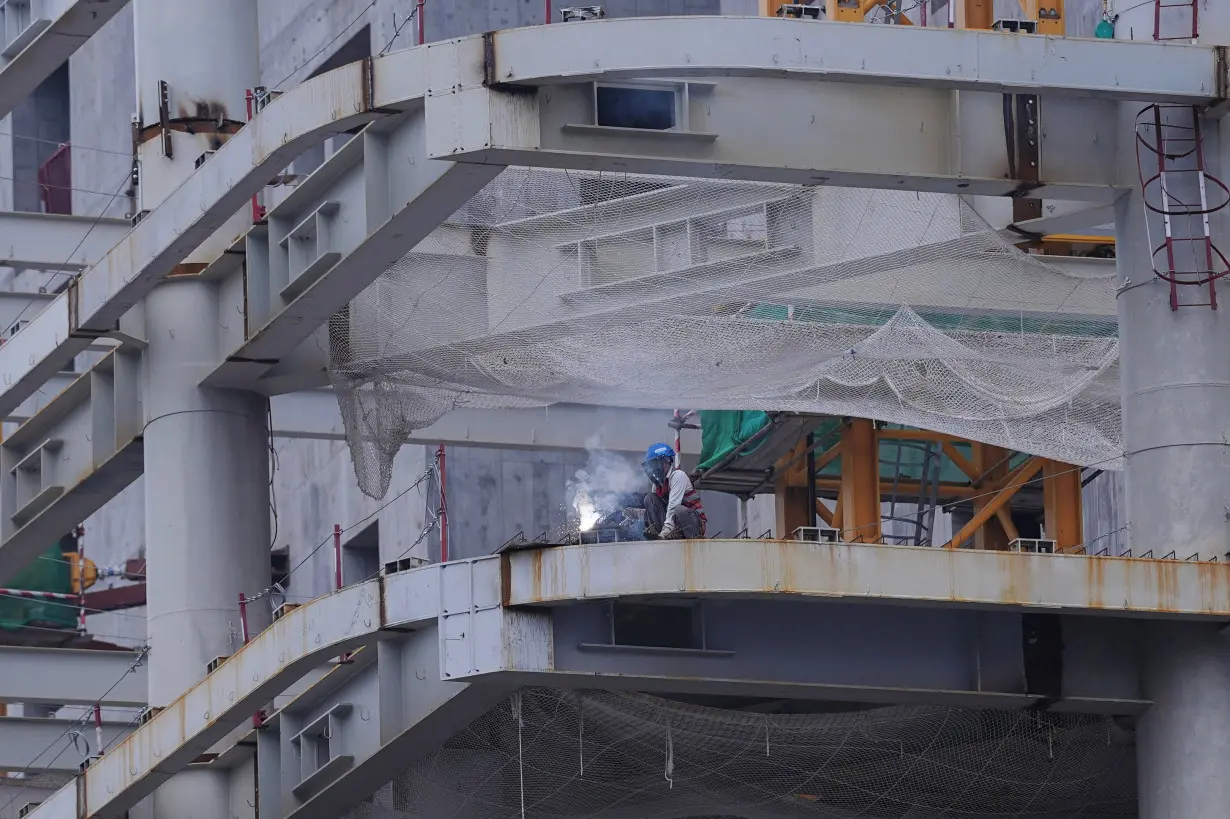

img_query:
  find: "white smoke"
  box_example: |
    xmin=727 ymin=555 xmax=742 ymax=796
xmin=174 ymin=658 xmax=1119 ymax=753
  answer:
xmin=567 ymin=436 xmax=647 ymax=531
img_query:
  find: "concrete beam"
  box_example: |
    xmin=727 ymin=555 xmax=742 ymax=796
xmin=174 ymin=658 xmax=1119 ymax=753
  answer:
xmin=0 ymin=716 xmax=134 ymax=772
xmin=0 ymin=212 xmax=131 ymax=272
xmin=0 ymin=647 xmax=146 ymax=706
xmin=0 ymin=0 xmax=131 ymax=120
xmin=427 ymin=81 xmax=1124 ymax=200
xmin=270 ymin=389 xmax=696 ymax=454
xmin=504 ymin=539 xmax=1230 ymax=619
xmin=482 ymin=17 xmax=1222 ymax=104
xmin=204 ymin=115 xmax=503 ymax=390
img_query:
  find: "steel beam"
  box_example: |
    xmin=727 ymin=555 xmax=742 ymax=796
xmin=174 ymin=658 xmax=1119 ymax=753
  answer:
xmin=427 ymin=80 xmax=1124 ymax=200
xmin=503 ymin=539 xmax=1230 ymax=618
xmin=0 ymin=0 xmax=131 ymax=120
xmin=270 ymin=389 xmax=694 ymax=454
xmin=0 ymin=716 xmax=134 ymax=772
xmin=0 ymin=350 xmax=144 ymax=585
xmin=479 ymin=17 xmax=1222 ymax=104
xmin=0 ymin=46 xmax=430 ymax=421
xmin=0 ymin=19 xmax=1163 ymax=411
xmin=0 ymin=212 xmax=131 ymax=272
xmin=0 ymin=647 xmax=146 ymax=706
xmin=436 ymin=566 xmax=1149 ymax=713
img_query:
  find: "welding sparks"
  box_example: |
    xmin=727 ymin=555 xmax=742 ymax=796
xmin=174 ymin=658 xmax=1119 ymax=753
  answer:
xmin=576 ymin=495 xmax=600 ymax=531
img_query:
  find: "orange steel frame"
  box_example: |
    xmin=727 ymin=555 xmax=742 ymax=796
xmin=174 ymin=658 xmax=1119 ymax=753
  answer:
xmin=773 ymin=419 xmax=1084 ymax=551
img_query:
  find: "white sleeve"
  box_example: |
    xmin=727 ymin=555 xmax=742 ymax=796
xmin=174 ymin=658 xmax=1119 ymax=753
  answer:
xmin=664 ymin=470 xmax=692 ymax=526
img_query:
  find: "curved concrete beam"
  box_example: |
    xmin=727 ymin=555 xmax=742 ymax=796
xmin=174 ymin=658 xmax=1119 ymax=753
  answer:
xmin=503 ymin=539 xmax=1230 ymax=618
xmin=25 ymin=564 xmax=444 ymax=819
xmin=484 ymin=16 xmax=1221 ymax=103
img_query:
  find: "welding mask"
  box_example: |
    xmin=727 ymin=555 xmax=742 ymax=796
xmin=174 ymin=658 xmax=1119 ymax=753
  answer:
xmin=642 ymin=456 xmax=670 ymax=487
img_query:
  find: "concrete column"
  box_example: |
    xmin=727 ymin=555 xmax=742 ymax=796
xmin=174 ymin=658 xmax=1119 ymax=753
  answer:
xmin=141 ymin=281 xmax=271 ymax=817
xmin=134 ymin=2 xmax=264 ymax=816
xmin=1113 ymin=12 xmax=1230 ymax=819
xmin=1136 ymin=623 xmax=1230 ymax=819
xmin=134 ymin=0 xmax=257 ymax=251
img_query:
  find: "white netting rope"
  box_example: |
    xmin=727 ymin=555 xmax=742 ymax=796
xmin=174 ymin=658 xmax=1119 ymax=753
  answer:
xmin=328 ymin=168 xmax=1120 ymax=499
xmin=340 ymin=688 xmax=1135 ymax=819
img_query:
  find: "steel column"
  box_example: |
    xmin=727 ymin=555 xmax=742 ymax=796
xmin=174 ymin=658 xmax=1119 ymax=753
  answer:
xmin=839 ymin=419 xmax=880 ymax=543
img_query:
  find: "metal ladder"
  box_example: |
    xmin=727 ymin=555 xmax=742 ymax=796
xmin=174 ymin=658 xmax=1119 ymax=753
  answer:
xmin=879 ymin=436 xmax=942 ymax=547
xmin=1135 ymin=104 xmax=1230 ymax=310
xmin=1153 ymin=0 xmax=1198 ymax=42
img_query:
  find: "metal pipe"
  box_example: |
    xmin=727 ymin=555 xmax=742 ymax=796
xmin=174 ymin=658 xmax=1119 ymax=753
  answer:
xmin=438 ymin=444 xmax=449 ymax=562
xmin=333 ymin=523 xmax=343 ymax=591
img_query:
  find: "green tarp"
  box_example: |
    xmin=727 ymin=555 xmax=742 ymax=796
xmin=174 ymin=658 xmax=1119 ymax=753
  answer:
xmin=697 ymin=410 xmax=773 ymax=471
xmin=0 ymin=546 xmax=75 ymax=631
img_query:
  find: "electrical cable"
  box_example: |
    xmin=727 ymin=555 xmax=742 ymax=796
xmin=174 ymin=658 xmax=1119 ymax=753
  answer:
xmin=0 ymin=132 xmax=132 ymax=157
xmin=271 ymin=0 xmax=377 ymax=91
xmin=0 ymin=646 xmax=149 ymax=816
xmin=0 ymin=590 xmax=149 ymax=620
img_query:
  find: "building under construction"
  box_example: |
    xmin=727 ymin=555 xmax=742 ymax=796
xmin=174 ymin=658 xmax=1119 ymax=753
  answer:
xmin=0 ymin=1 xmax=1225 ymax=817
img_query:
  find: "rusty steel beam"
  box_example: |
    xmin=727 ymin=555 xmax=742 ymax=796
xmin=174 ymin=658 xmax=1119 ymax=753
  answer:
xmin=502 ymin=539 xmax=1230 ymax=619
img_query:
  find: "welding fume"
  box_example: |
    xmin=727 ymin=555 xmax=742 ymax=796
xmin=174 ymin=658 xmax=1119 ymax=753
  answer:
xmin=568 ymin=443 xmax=706 ymax=542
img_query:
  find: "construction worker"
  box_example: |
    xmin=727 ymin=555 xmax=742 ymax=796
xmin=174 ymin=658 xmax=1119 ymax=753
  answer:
xmin=641 ymin=443 xmax=706 ymax=539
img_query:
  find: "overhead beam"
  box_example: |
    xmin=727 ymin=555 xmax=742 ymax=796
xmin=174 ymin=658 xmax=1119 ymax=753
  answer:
xmin=270 ymin=390 xmax=696 ymax=454
xmin=0 ymin=0 xmax=131 ymax=120
xmin=1004 ymin=203 xmax=1118 ymax=242
xmin=482 ymin=17 xmax=1221 ymax=104
xmin=0 ymin=212 xmax=131 ymax=272
xmin=0 ymin=646 xmax=147 ymax=706
xmin=0 ymin=716 xmax=134 ymax=772
xmin=0 ymin=19 xmax=1163 ymax=413
xmin=428 ymin=80 xmax=1125 ymax=200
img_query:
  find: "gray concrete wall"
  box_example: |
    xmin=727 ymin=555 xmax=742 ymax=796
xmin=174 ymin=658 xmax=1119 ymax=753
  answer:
xmin=68 ymin=2 xmax=135 ymax=220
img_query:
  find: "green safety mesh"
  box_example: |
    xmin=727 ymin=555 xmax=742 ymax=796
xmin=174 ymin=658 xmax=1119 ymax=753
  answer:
xmin=696 ymin=410 xmax=773 ymax=471
xmin=0 ymin=546 xmax=75 ymax=631
xmin=697 ymin=414 xmax=1029 ymax=487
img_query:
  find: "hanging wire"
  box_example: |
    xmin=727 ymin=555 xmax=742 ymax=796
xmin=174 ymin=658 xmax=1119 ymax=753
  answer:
xmin=0 ymin=645 xmax=149 ymax=815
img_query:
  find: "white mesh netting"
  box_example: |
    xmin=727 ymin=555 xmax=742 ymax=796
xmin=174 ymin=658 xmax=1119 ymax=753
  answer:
xmin=329 ymin=169 xmax=1120 ymax=499
xmin=342 ymin=688 xmax=1135 ymax=819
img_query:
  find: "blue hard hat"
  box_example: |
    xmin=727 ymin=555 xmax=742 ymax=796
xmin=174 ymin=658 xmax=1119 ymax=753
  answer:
xmin=644 ymin=442 xmax=675 ymax=464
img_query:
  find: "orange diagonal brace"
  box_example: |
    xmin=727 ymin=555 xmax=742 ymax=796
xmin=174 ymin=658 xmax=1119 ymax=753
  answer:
xmin=941 ymin=441 xmax=979 ymax=485
xmin=944 ymin=456 xmax=1044 ymax=549
xmin=816 ymin=499 xmax=836 ymax=527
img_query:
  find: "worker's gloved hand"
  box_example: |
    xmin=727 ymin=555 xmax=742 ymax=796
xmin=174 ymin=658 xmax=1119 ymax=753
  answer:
xmin=659 ymin=521 xmax=677 ymax=539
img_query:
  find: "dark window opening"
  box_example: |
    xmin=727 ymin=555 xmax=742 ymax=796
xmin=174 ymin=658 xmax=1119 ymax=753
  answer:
xmin=612 ymin=602 xmax=699 ymax=650
xmin=596 ymin=86 xmax=676 ymax=131
xmin=342 ymin=520 xmax=380 ymax=586
xmin=13 ymin=62 xmax=70 ymax=214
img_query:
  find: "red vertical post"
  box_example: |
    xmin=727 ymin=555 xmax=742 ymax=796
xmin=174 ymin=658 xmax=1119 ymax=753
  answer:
xmin=333 ymin=523 xmax=343 ymax=591
xmin=237 ymin=592 xmax=250 ymax=644
xmin=546 ymin=0 xmax=552 ymax=23
xmin=438 ymin=444 xmax=448 ymax=562
xmin=417 ymin=0 xmax=426 ymax=44
xmin=244 ymin=90 xmax=265 ymax=222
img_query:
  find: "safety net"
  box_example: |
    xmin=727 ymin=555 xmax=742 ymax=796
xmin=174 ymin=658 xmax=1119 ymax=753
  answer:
xmin=327 ymin=169 xmax=1119 ymax=499
xmin=341 ymin=688 xmax=1135 ymax=819
xmin=0 ymin=545 xmax=75 ymax=631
